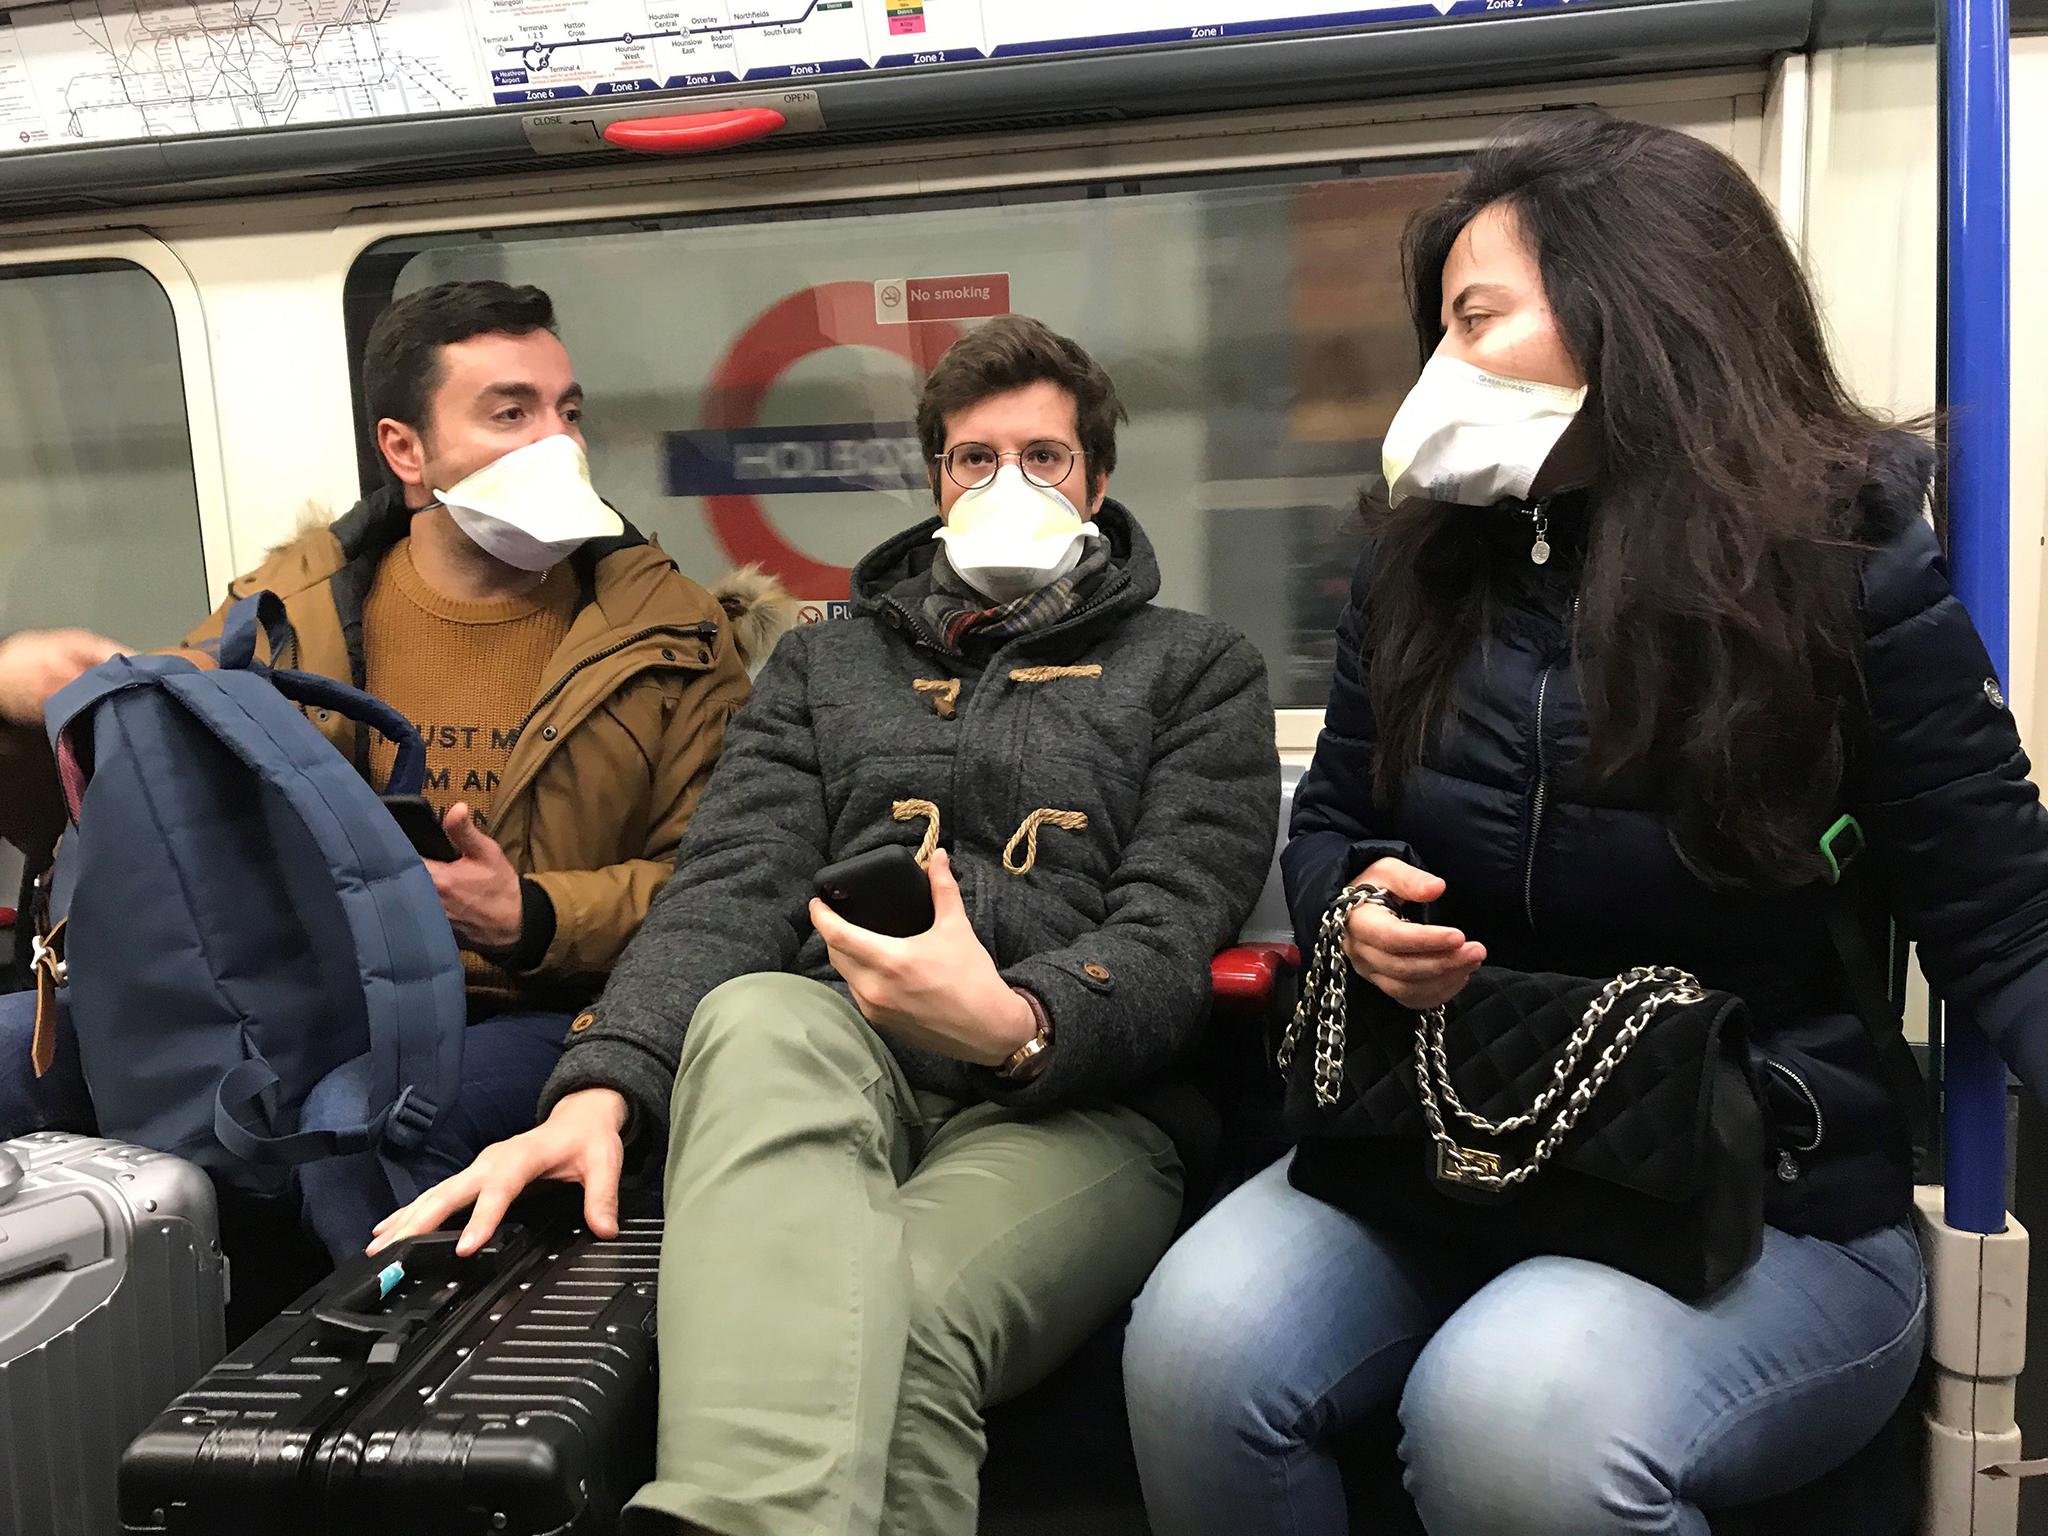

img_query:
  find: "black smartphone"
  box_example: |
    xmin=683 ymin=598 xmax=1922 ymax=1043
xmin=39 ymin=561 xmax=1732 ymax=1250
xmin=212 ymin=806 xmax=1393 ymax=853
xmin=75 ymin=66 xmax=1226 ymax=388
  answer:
xmin=815 ymin=846 xmax=934 ymax=937
xmin=382 ymin=795 xmax=458 ymax=862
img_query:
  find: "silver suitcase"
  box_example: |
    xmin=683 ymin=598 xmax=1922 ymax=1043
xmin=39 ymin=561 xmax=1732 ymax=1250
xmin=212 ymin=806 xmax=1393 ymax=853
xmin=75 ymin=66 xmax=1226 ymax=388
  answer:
xmin=0 ymin=1132 xmax=227 ymax=1536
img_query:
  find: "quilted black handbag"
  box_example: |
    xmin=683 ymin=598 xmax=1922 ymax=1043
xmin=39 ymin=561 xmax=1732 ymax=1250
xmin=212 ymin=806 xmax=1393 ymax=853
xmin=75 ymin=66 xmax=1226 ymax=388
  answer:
xmin=1279 ymin=885 xmax=1767 ymax=1299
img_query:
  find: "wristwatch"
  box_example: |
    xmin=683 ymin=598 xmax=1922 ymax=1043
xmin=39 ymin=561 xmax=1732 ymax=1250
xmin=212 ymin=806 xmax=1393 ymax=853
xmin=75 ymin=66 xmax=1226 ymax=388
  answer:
xmin=999 ymin=994 xmax=1055 ymax=1082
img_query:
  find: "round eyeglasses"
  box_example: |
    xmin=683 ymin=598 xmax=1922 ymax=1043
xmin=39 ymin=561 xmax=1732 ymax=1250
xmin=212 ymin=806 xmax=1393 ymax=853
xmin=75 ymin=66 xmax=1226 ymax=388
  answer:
xmin=935 ymin=440 xmax=1078 ymax=492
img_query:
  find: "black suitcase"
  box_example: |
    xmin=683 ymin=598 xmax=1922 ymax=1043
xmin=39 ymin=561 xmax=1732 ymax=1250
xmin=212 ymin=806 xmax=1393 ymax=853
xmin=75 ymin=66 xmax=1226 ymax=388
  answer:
xmin=119 ymin=1207 xmax=660 ymax=1535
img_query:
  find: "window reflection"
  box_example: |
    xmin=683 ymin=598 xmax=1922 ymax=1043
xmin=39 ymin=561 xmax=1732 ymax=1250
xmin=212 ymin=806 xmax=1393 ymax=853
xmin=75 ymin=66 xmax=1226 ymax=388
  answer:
xmin=349 ymin=162 xmax=1459 ymax=706
xmin=0 ymin=260 xmax=207 ymax=648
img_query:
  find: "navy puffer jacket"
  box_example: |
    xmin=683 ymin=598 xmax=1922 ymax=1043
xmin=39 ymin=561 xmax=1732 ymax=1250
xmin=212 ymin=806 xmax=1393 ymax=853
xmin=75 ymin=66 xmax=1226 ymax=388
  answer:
xmin=1284 ymin=434 xmax=2048 ymax=1240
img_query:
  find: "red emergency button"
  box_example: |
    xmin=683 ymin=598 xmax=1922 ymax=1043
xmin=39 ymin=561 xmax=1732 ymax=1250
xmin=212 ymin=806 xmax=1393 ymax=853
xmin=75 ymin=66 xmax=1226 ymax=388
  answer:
xmin=602 ymin=106 xmax=787 ymax=154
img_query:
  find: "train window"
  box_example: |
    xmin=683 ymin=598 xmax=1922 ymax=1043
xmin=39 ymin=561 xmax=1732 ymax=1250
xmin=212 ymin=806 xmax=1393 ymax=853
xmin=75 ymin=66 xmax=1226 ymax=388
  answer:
xmin=346 ymin=160 xmax=1459 ymax=706
xmin=0 ymin=259 xmax=207 ymax=647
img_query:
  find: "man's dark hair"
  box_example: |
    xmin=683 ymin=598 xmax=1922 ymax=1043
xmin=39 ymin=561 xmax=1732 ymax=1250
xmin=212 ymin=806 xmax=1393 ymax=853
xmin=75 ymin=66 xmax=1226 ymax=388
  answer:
xmin=916 ymin=316 xmax=1128 ymax=495
xmin=362 ymin=280 xmax=558 ymax=440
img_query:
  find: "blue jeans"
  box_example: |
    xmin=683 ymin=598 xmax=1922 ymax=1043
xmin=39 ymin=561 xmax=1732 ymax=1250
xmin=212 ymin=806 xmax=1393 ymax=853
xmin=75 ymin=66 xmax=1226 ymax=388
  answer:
xmin=297 ymin=1010 xmax=570 ymax=1264
xmin=0 ymin=988 xmax=94 ymax=1135
xmin=1123 ymin=1153 xmax=1927 ymax=1536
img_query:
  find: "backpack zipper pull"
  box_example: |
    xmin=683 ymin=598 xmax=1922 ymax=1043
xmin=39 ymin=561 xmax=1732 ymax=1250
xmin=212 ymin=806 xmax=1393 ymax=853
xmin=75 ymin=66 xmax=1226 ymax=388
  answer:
xmin=1527 ymin=501 xmax=1552 ymax=566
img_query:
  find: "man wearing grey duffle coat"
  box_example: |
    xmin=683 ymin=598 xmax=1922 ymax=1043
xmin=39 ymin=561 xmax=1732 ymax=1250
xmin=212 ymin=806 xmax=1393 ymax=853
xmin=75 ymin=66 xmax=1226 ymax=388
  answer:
xmin=375 ymin=313 xmax=1282 ymax=1536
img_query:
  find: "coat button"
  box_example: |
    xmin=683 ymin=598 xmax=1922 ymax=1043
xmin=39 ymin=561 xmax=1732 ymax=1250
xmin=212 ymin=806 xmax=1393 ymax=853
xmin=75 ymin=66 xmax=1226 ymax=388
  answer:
xmin=1083 ymin=963 xmax=1111 ymax=983
xmin=570 ymin=1012 xmax=598 ymax=1034
xmin=541 ymin=725 xmax=559 ymax=741
xmin=662 ymin=648 xmax=677 ymax=661
xmin=1986 ymin=677 xmax=2008 ymax=710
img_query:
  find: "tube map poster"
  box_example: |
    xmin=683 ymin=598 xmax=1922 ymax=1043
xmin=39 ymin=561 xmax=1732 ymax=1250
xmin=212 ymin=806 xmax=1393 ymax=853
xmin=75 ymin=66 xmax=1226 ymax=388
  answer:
xmin=0 ymin=0 xmax=1570 ymax=149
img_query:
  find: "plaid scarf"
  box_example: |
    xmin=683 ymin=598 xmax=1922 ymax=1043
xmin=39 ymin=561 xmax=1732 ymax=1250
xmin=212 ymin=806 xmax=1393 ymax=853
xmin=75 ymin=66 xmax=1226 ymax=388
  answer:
xmin=918 ymin=541 xmax=1113 ymax=654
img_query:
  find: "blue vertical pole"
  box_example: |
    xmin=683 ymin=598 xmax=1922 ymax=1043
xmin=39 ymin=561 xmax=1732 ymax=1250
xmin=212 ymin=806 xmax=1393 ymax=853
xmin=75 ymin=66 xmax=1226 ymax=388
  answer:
xmin=1940 ymin=0 xmax=2013 ymax=1236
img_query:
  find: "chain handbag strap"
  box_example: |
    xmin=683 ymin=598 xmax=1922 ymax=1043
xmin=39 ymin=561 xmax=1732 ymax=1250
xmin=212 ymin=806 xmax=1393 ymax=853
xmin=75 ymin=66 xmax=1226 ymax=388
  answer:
xmin=1417 ymin=966 xmax=1706 ymax=1192
xmin=1423 ymin=966 xmax=1693 ymax=1137
xmin=1277 ymin=884 xmax=1708 ymax=1190
xmin=1277 ymin=882 xmax=1400 ymax=1111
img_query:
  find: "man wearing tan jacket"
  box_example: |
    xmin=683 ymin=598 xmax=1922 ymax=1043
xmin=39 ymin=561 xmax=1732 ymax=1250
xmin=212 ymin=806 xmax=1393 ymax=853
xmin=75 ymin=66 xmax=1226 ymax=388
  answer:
xmin=0 ymin=279 xmax=782 ymax=1260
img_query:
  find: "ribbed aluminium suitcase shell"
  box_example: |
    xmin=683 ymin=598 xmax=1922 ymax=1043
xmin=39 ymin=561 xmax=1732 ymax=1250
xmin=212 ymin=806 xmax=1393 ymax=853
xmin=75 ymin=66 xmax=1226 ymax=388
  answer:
xmin=119 ymin=1209 xmax=660 ymax=1536
xmin=0 ymin=1131 xmax=227 ymax=1536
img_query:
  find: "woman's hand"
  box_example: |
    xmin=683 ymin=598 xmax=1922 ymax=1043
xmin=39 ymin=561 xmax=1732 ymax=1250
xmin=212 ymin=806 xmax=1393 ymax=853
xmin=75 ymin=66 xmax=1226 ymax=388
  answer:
xmin=810 ymin=848 xmax=1039 ymax=1067
xmin=368 ymin=1087 xmax=628 ymax=1258
xmin=1344 ymin=858 xmax=1485 ymax=1010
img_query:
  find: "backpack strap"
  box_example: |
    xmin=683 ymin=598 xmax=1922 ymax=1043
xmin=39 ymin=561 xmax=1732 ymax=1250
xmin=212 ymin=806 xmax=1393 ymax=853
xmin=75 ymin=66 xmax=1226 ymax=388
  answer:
xmin=30 ymin=917 xmax=65 ymax=1077
xmin=1818 ymin=814 xmax=1933 ymax=1145
xmin=262 ymin=666 xmax=428 ymax=797
xmin=215 ymin=593 xmax=428 ymax=796
xmin=216 ymin=589 xmax=299 ymax=673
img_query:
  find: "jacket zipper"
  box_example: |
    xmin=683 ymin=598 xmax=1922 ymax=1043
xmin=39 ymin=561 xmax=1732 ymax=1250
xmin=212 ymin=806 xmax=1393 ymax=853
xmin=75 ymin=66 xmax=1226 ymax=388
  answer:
xmin=1038 ymin=567 xmax=1133 ymax=634
xmin=1521 ymin=593 xmax=1579 ymax=932
xmin=1764 ymin=1058 xmax=1825 ymax=1181
xmin=512 ymin=621 xmax=718 ymax=740
xmin=1523 ymin=667 xmax=1552 ymax=931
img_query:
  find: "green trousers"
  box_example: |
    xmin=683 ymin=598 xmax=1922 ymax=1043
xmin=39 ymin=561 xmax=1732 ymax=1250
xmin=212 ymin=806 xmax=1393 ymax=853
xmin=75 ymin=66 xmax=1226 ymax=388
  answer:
xmin=621 ymin=973 xmax=1185 ymax=1536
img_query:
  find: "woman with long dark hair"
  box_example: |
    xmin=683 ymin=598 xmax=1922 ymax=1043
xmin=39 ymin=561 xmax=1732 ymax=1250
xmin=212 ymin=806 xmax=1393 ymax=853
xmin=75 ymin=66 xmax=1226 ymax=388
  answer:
xmin=1123 ymin=113 xmax=2048 ymax=1534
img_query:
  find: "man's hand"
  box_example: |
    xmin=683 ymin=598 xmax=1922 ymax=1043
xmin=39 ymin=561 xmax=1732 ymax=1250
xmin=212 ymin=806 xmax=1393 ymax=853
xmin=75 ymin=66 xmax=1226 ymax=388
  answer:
xmin=430 ymin=802 xmax=524 ymax=951
xmin=0 ymin=629 xmax=128 ymax=726
xmin=369 ymin=1086 xmax=628 ymax=1257
xmin=809 ymin=848 xmax=1038 ymax=1067
xmin=1343 ymin=858 xmax=1485 ymax=1011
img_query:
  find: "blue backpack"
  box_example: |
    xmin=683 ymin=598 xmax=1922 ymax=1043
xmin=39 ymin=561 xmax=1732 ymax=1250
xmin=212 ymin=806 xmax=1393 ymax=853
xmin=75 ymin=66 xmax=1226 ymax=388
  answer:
xmin=41 ymin=592 xmax=465 ymax=1199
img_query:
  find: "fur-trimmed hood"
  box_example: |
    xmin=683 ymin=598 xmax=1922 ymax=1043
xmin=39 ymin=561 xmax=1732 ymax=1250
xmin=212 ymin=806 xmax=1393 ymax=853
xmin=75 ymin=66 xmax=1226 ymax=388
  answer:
xmin=708 ymin=563 xmax=798 ymax=671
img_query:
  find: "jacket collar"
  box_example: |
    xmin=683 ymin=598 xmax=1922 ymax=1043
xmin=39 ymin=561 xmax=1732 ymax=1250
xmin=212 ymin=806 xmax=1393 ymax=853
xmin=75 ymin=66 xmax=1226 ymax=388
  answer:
xmin=324 ymin=483 xmax=660 ymax=687
xmin=329 ymin=484 xmax=648 ymax=601
xmin=1854 ymin=430 xmax=1937 ymax=540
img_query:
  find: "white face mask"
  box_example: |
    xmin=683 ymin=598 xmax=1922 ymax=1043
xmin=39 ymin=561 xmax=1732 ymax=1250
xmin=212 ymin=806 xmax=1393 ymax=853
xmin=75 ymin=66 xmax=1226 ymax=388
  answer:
xmin=933 ymin=465 xmax=1101 ymax=603
xmin=1381 ymin=354 xmax=1589 ymax=509
xmin=434 ymin=434 xmax=624 ymax=572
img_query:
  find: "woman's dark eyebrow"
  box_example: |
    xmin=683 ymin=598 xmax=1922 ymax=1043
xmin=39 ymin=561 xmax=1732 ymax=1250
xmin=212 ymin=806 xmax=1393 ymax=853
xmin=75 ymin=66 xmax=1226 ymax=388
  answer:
xmin=1451 ymin=282 xmax=1517 ymax=314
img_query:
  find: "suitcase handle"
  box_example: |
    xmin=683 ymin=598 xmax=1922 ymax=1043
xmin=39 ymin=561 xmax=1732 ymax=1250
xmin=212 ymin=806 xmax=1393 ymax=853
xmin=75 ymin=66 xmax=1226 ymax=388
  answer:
xmin=319 ymin=1232 xmax=469 ymax=1315
xmin=315 ymin=1229 xmax=515 ymax=1373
